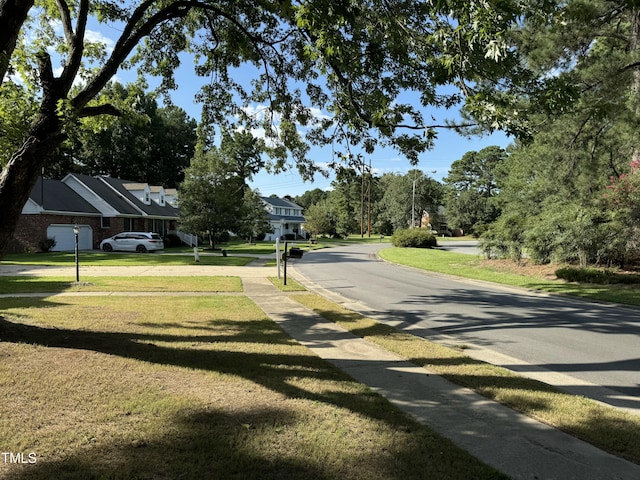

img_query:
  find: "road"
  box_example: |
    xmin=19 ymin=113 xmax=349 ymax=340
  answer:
xmin=291 ymin=242 xmax=640 ymax=414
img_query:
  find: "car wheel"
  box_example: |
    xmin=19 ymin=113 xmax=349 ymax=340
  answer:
xmin=136 ymin=245 xmax=147 ymax=253
xmin=102 ymin=243 xmax=113 ymax=252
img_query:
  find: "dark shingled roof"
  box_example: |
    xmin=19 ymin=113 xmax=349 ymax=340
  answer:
xmin=72 ymin=173 xmax=142 ymax=215
xmin=261 ymin=196 xmax=302 ymax=209
xmin=100 ymin=176 xmax=179 ymax=219
xmin=30 ymin=178 xmax=101 ymax=215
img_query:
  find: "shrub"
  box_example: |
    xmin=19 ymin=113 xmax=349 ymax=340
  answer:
xmin=215 ymin=231 xmax=230 ymax=243
xmin=38 ymin=237 xmax=56 ymax=252
xmin=391 ymin=228 xmax=437 ymax=248
xmin=555 ymin=267 xmax=640 ymax=285
xmin=163 ymin=233 xmax=181 ymax=247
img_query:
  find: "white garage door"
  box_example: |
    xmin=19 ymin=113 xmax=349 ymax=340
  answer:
xmin=47 ymin=224 xmax=93 ymax=252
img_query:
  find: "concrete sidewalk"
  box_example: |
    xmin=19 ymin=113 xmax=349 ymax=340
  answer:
xmin=243 ymin=275 xmax=640 ymax=480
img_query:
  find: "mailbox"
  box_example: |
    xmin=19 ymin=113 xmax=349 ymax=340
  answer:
xmin=288 ymin=247 xmax=304 ymax=259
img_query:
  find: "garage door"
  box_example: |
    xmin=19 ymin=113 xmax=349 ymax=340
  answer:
xmin=47 ymin=224 xmax=93 ymax=252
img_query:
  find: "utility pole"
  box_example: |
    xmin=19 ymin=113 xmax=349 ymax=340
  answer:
xmin=360 ymin=158 xmax=365 ymax=237
xmin=411 ymin=177 xmax=417 ymax=228
xmin=367 ymin=159 xmax=372 ymax=237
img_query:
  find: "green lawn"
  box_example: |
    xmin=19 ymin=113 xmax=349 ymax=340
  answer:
xmin=0 ymin=276 xmax=243 ymax=293
xmin=378 ymin=247 xmax=640 ymax=306
xmin=1 ymin=251 xmax=256 ymax=266
xmin=0 ymin=293 xmax=505 ymax=480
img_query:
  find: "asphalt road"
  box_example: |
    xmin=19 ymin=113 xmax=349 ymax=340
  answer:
xmin=291 ymin=242 xmax=640 ymax=414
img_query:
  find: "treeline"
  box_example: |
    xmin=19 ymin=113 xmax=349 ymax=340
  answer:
xmin=298 ymin=132 xmax=639 ymax=268
xmin=295 ymin=168 xmax=444 ymax=238
xmin=43 ymin=83 xmax=198 ymax=188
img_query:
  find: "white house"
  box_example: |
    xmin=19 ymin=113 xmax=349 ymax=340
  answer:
xmin=261 ymin=196 xmax=306 ymax=241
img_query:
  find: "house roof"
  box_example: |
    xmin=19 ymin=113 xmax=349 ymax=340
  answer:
xmin=69 ymin=174 xmax=178 ymax=219
xmin=261 ymin=196 xmax=305 ymax=222
xmin=261 ymin=196 xmax=303 ymax=209
xmin=72 ymin=173 xmax=142 ymax=216
xmin=30 ymin=178 xmax=101 ymax=215
xmin=99 ymin=176 xmax=179 ymax=219
xmin=123 ymin=183 xmax=148 ymax=190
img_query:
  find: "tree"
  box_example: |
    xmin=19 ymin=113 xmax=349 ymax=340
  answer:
xmin=377 ymin=170 xmax=443 ymax=231
xmin=178 ymin=149 xmax=245 ymax=249
xmin=328 ymin=167 xmax=361 ymax=237
xmin=443 ymin=146 xmax=506 ymax=235
xmin=303 ymin=201 xmax=336 ymax=237
xmin=0 ymin=0 xmax=552 ymax=257
xmin=236 ymin=189 xmax=272 ymax=242
xmin=476 ymin=1 xmax=640 ymax=266
xmin=50 ymin=83 xmax=197 ymax=185
xmin=294 ymin=188 xmax=329 ymax=210
xmin=483 ymin=115 xmax=630 ymax=265
xmin=217 ymin=130 xmax=265 ymax=188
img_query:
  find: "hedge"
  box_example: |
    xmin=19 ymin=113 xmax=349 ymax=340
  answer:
xmin=391 ymin=228 xmax=437 ymax=248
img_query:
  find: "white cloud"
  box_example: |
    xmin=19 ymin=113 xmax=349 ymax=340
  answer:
xmin=308 ymin=107 xmax=331 ymax=121
xmin=85 ymin=29 xmax=115 ymax=54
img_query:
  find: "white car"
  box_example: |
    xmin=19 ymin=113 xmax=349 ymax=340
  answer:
xmin=100 ymin=232 xmax=164 ymax=253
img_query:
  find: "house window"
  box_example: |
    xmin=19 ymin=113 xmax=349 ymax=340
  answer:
xmin=124 ymin=218 xmax=134 ymax=231
xmin=101 ymin=217 xmax=111 ymax=228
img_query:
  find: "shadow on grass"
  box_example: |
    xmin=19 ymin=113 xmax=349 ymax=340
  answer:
xmin=5 ymin=404 xmax=503 ymax=480
xmin=0 ymin=313 xmax=506 ymax=480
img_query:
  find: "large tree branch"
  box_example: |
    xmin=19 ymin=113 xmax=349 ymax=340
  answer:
xmin=0 ymin=0 xmax=34 ymax=83
xmin=77 ymin=104 xmax=121 ymax=118
xmin=58 ymin=0 xmax=89 ymax=91
xmin=56 ymin=0 xmax=74 ymax=44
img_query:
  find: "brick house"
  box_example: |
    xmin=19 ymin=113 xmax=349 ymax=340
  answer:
xmin=7 ymin=175 xmax=179 ymax=253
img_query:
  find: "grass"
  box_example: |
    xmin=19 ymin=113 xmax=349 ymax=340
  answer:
xmin=292 ymin=293 xmax=640 ymax=464
xmin=1 ymin=251 xmax=256 ymax=266
xmin=378 ymin=247 xmax=640 ymax=306
xmin=0 ymin=293 xmax=506 ymax=479
xmin=0 ymin=276 xmax=243 ymax=293
xmin=269 ymin=276 xmax=307 ymax=292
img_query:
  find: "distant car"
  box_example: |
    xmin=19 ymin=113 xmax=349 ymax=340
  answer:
xmin=100 ymin=232 xmax=164 ymax=253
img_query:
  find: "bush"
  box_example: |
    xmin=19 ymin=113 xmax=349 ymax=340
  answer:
xmin=391 ymin=228 xmax=437 ymax=248
xmin=38 ymin=237 xmax=56 ymax=252
xmin=215 ymin=231 xmax=230 ymax=243
xmin=555 ymin=267 xmax=640 ymax=285
xmin=163 ymin=233 xmax=181 ymax=247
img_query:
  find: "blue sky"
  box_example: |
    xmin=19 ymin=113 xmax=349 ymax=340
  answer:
xmin=87 ymin=19 xmax=512 ymax=198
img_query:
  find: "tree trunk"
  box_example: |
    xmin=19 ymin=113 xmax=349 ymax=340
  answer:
xmin=0 ymin=104 xmax=64 ymax=258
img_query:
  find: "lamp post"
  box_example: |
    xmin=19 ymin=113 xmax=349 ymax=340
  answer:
xmin=73 ymin=224 xmax=79 ymax=282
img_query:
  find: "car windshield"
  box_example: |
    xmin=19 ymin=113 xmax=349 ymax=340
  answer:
xmin=150 ymin=234 xmax=162 ymax=239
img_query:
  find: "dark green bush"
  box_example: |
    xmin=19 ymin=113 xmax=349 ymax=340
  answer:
xmin=391 ymin=228 xmax=437 ymax=248
xmin=163 ymin=233 xmax=181 ymax=247
xmin=555 ymin=267 xmax=640 ymax=285
xmin=38 ymin=237 xmax=56 ymax=252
